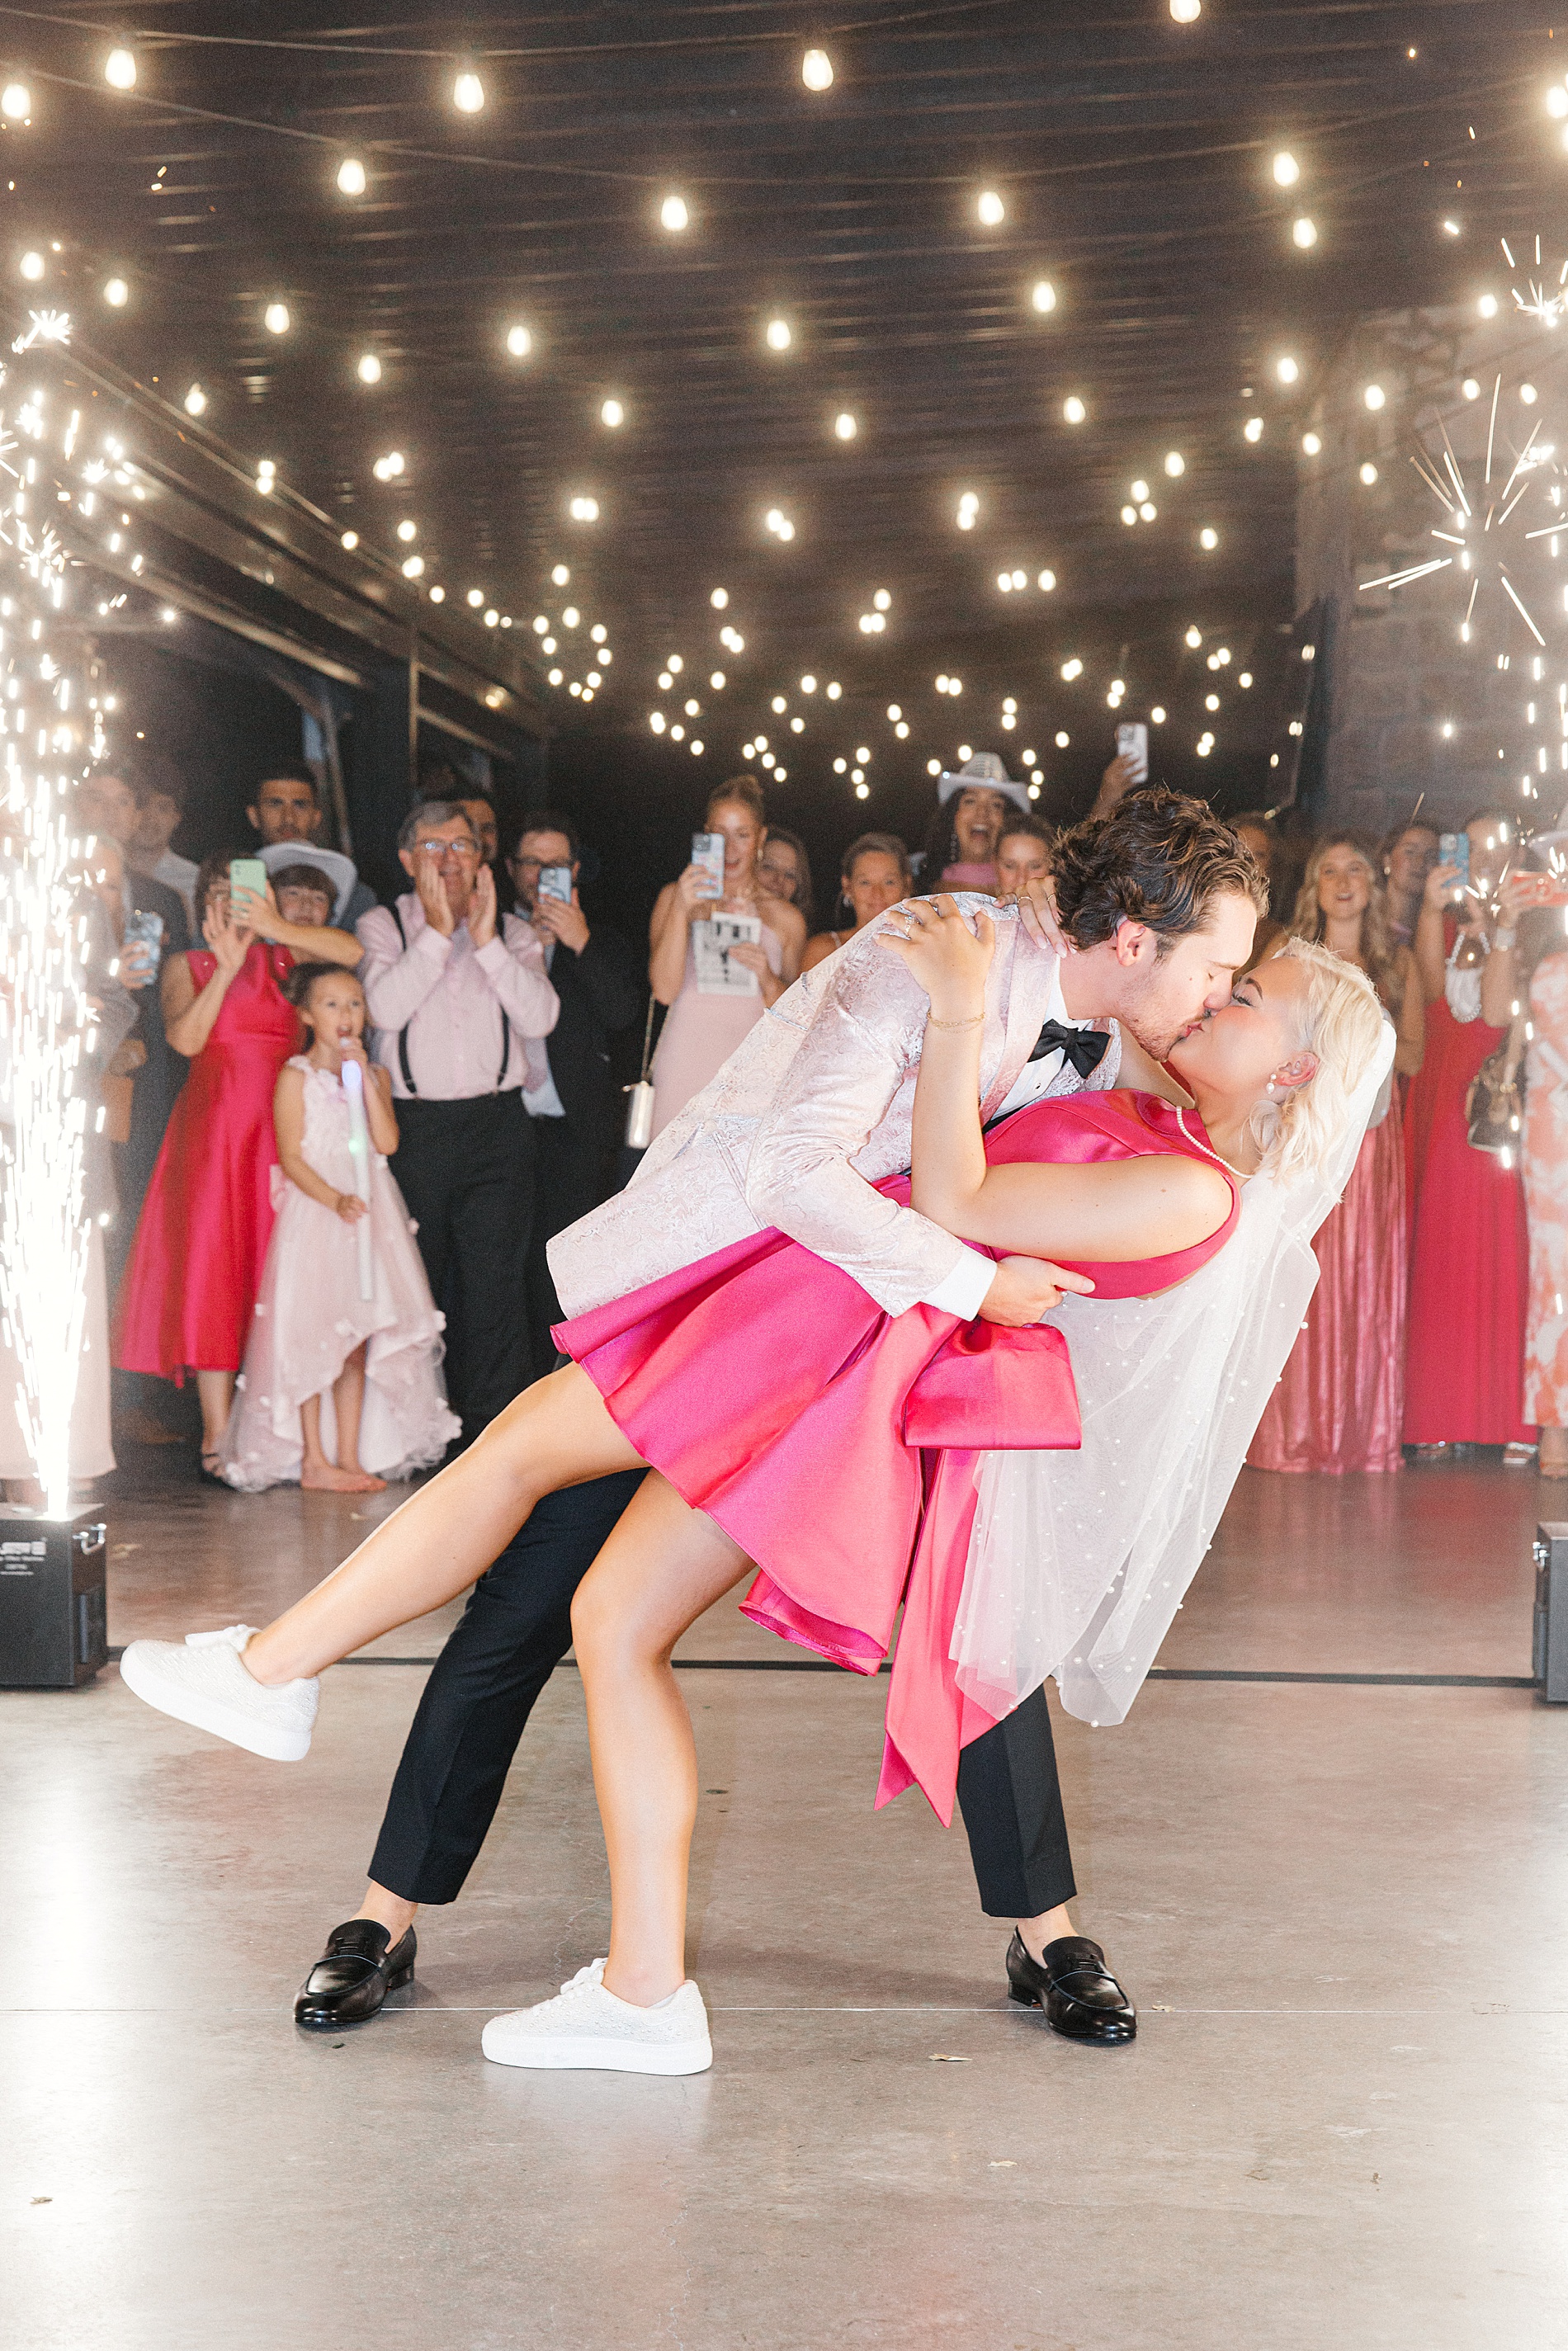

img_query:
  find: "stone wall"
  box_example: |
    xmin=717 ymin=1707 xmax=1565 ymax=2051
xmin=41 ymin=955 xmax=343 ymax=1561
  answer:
xmin=1296 ymin=298 xmax=1568 ymax=842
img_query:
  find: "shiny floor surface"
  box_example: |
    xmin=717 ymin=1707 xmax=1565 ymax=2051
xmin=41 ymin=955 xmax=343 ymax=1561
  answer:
xmin=4 ymin=1452 xmax=1565 ymax=2349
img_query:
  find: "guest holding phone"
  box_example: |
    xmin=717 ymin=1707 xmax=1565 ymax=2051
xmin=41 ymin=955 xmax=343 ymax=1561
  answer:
xmin=112 ymin=853 xmax=362 ymax=1475
xmin=646 ymin=774 xmax=805 ymax=1138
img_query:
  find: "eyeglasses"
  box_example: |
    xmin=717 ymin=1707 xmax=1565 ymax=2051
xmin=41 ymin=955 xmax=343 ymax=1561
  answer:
xmin=413 ymin=838 xmax=478 ymax=862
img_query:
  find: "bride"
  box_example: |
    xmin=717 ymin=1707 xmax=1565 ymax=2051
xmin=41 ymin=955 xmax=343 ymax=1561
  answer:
xmin=123 ymin=899 xmax=1391 ymax=2075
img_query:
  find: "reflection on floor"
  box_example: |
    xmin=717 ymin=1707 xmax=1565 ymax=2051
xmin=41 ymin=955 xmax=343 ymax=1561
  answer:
xmin=3 ymin=1449 xmax=1565 ymax=2348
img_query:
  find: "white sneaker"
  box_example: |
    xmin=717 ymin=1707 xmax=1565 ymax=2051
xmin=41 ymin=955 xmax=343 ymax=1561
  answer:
xmin=481 ymin=1959 xmax=713 ymax=2075
xmin=118 ymin=1626 xmax=319 ymax=1763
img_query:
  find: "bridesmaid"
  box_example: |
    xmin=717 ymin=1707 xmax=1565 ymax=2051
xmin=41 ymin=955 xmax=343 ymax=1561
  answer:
xmin=1403 ymin=811 xmax=1534 ymax=1459
xmin=113 ymin=852 xmax=362 ymax=1475
xmin=1249 ymin=834 xmax=1423 ymax=1474
xmin=645 ymin=774 xmax=805 ymax=1139
xmin=1481 ymin=867 xmax=1568 ymax=1475
xmin=801 ymin=833 xmax=912 ymax=973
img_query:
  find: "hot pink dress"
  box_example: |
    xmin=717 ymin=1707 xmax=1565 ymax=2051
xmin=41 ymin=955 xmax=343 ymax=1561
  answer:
xmin=555 ymin=1088 xmax=1240 ymax=1818
xmin=114 ymin=943 xmax=299 ymax=1381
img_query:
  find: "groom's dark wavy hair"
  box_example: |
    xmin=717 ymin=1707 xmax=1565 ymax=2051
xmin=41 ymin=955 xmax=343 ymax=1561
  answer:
xmin=1051 ymin=786 xmax=1269 ymax=956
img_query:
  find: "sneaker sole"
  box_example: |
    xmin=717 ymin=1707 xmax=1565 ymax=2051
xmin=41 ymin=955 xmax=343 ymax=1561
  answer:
xmin=118 ymin=1644 xmax=312 ymax=1763
xmin=480 ymin=2030 xmax=713 ymax=2075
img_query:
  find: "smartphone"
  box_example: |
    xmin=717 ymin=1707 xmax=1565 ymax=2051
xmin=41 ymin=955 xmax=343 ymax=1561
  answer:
xmin=1438 ymin=833 xmax=1471 ymax=890
xmin=1116 ymin=721 xmax=1149 ymax=782
xmin=120 ymin=906 xmax=163 ymax=983
xmin=537 ymin=865 xmax=574 ymax=905
xmin=692 ymin=831 xmax=726 ymax=899
xmin=228 ymin=857 xmax=267 ymax=913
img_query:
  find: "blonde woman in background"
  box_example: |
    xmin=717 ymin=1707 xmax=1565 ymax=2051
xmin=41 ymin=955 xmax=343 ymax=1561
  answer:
xmin=1249 ymin=833 xmax=1423 ymax=1474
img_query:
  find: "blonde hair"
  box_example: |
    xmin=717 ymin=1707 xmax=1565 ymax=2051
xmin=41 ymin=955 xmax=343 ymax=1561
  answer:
xmin=1249 ymin=936 xmax=1388 ymax=1187
xmin=1287 ymin=832 xmax=1403 ymax=1011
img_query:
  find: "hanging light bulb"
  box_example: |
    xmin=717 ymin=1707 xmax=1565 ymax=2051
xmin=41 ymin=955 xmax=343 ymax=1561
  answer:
xmin=357 ymin=353 xmax=382 ymax=385
xmin=977 ymin=189 xmax=1006 ymax=226
xmin=17 ymin=251 xmax=43 ymax=281
xmin=765 ymin=318 xmax=792 ymax=351
xmin=104 ymin=47 xmax=137 ymax=90
xmin=337 ymin=158 xmax=367 ymax=196
xmin=1164 ymin=451 xmax=1185 ymax=475
xmin=659 ymin=193 xmax=689 ymax=232
xmin=1272 ymin=151 xmax=1300 ymax=186
xmin=263 ymin=301 xmax=290 ymax=335
xmin=1032 ymin=280 xmax=1056 ymax=312
xmin=601 ymin=398 xmax=625 ymax=427
xmin=834 ymin=412 xmax=857 ymax=439
xmin=1063 ymin=394 xmax=1087 ymax=424
xmin=183 ymin=384 xmax=207 ymax=417
xmin=1277 ymin=355 xmax=1299 ymax=385
xmin=505 ymin=323 xmax=532 ymax=359
xmin=102 ymin=277 xmax=128 ymax=307
xmin=1292 ymin=215 xmax=1317 ymax=248
xmin=1169 ymin=0 xmax=1202 ymax=18
xmin=1 ymin=83 xmax=30 ymax=119
xmin=452 ymin=69 xmax=485 ymax=113
xmin=801 ymin=48 xmax=834 ymax=91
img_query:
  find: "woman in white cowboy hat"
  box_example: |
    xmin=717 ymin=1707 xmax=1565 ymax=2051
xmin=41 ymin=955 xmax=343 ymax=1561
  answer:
xmin=918 ymin=752 xmax=1035 ymax=890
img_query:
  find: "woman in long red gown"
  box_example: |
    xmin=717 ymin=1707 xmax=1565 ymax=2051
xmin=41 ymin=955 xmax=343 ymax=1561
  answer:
xmin=113 ymin=855 xmax=361 ymax=1470
xmin=1249 ymin=834 xmax=1424 ymax=1474
xmin=1402 ymin=816 xmax=1533 ymax=1453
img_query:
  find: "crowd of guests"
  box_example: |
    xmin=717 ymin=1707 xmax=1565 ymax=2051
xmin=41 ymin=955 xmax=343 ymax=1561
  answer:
xmin=8 ymin=744 xmax=1568 ymax=1508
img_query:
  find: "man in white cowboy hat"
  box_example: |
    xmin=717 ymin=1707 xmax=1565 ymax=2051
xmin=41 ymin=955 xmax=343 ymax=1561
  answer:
xmin=921 ymin=751 xmax=1036 ymax=891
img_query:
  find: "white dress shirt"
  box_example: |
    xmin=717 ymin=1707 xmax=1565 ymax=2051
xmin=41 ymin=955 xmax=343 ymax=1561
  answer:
xmin=921 ymin=961 xmax=1102 ymax=1320
xmin=522 ymin=936 xmax=568 ymax=1118
xmin=357 ymin=894 xmax=559 ymax=1102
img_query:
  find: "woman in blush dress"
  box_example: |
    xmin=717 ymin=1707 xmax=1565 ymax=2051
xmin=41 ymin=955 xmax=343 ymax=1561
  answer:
xmin=112 ymin=852 xmax=363 ymax=1475
xmin=645 ymin=775 xmax=805 ymax=1139
xmin=1249 ymin=834 xmax=1424 ymax=1474
xmin=1403 ymin=812 xmax=1535 ymax=1458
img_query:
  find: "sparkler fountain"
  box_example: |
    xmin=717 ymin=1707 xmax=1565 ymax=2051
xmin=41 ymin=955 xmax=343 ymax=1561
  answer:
xmin=0 ymin=314 xmax=118 ymax=1681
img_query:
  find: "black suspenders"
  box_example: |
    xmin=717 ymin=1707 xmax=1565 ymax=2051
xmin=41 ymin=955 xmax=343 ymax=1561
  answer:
xmin=387 ymin=901 xmax=511 ymax=1097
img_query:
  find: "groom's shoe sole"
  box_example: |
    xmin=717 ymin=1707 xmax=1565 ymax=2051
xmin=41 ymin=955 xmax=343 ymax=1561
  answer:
xmin=1005 ymin=1930 xmax=1137 ymax=2046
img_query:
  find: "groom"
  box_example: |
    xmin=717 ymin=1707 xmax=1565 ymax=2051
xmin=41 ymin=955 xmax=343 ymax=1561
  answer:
xmin=295 ymin=784 xmax=1265 ymax=2047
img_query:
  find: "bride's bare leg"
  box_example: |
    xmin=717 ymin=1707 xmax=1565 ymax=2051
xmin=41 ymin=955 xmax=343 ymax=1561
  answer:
xmin=243 ymin=1366 xmax=642 ymax=1685
xmin=569 ymin=1475 xmax=751 ymax=2006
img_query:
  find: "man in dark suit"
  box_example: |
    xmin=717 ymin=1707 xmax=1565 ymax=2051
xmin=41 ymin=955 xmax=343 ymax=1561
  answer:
xmin=506 ymin=811 xmax=644 ymax=1378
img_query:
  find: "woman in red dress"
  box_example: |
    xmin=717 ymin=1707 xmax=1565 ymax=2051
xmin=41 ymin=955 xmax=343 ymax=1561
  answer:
xmin=1402 ymin=814 xmax=1534 ymax=1455
xmin=1249 ymin=834 xmax=1424 ymax=1473
xmin=113 ymin=852 xmax=363 ymax=1471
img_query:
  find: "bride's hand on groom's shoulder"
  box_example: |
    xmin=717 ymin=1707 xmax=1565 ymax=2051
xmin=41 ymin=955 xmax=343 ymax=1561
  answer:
xmin=876 ymin=892 xmax=995 ymax=1017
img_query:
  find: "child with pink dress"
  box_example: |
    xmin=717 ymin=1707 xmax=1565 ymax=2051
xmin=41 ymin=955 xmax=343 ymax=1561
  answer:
xmin=219 ymin=962 xmax=458 ymax=1494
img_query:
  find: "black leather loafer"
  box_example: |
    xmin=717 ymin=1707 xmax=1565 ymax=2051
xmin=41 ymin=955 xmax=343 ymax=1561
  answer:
xmin=1005 ymin=1930 xmax=1136 ymax=2045
xmin=294 ymin=1919 xmax=417 ymax=2029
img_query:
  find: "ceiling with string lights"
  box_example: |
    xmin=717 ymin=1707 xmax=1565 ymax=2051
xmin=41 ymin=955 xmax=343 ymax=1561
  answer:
xmin=0 ymin=0 xmax=1558 ymax=808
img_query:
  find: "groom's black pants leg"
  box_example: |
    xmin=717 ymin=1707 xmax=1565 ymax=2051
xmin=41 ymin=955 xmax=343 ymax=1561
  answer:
xmin=366 ymin=1471 xmax=647 ymax=1902
xmin=955 ymin=1688 xmax=1078 ymax=1917
xmin=366 ymin=1471 xmax=1074 ymax=1923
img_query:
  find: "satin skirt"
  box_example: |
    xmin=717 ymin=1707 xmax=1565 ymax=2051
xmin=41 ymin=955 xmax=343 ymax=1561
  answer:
xmin=1249 ymin=1093 xmax=1407 ymax=1474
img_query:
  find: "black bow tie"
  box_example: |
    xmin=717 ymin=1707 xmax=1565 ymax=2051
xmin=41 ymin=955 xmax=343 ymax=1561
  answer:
xmin=1029 ymin=1018 xmax=1109 ymax=1079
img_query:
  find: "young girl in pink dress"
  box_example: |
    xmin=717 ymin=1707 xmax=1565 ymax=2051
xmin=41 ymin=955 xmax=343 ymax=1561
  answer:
xmin=218 ymin=963 xmax=459 ymax=1494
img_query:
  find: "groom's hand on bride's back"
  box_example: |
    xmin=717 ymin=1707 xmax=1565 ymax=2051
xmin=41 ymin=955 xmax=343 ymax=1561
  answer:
xmin=978 ymin=1254 xmax=1095 ymax=1325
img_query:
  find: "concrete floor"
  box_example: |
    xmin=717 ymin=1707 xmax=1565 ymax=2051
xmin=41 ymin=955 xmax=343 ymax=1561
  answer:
xmin=3 ymin=1449 xmax=1566 ymax=2349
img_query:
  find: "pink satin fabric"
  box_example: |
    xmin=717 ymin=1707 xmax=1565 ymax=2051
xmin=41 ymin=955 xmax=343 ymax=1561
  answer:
xmin=1249 ymin=1088 xmax=1408 ymax=1474
xmin=555 ymin=1088 xmax=1240 ymax=1820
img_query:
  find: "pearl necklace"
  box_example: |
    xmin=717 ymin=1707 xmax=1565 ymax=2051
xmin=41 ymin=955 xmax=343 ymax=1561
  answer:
xmin=1174 ymin=1106 xmax=1254 ymax=1182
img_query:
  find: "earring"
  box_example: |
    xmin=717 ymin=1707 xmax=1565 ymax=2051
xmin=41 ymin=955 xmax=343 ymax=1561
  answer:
xmin=1265 ymin=1079 xmax=1277 ymax=1098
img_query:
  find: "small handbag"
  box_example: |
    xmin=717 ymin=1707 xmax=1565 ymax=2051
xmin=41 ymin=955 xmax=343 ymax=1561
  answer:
xmin=622 ymin=995 xmax=658 ymax=1150
xmin=1466 ymin=1009 xmax=1528 ymax=1156
xmin=902 ymin=1318 xmax=1082 ymax=1452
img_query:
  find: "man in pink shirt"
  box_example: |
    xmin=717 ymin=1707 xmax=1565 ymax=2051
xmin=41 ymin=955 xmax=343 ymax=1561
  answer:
xmin=357 ymin=801 xmax=559 ymax=1440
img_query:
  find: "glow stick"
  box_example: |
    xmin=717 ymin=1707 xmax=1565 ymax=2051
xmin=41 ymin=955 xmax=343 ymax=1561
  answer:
xmin=341 ymin=1057 xmax=375 ymax=1301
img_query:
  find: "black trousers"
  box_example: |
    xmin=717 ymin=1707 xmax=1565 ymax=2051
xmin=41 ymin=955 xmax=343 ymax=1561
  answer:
xmin=368 ymin=1472 xmax=1076 ymax=1919
xmin=523 ymin=1115 xmax=616 ymax=1386
xmin=390 ymin=1092 xmax=536 ymax=1436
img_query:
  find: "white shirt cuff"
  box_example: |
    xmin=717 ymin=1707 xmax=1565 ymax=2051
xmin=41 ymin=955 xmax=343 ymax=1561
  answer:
xmin=921 ymin=1246 xmax=997 ymax=1321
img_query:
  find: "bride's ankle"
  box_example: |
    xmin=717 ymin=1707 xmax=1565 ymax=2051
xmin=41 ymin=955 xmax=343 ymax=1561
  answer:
xmin=240 ymin=1635 xmax=303 ymax=1688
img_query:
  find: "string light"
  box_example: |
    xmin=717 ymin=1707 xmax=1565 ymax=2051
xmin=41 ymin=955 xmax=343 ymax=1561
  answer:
xmin=1063 ymin=395 xmax=1087 ymax=424
xmin=834 ymin=412 xmax=857 ymax=440
xmin=1276 ymin=355 xmax=1299 ymax=385
xmin=337 ymin=158 xmax=367 ymax=196
xmin=1359 ymin=460 xmax=1379 ymax=485
xmin=1164 ymin=451 xmax=1185 ymax=475
xmin=1363 ymin=383 xmax=1386 ymax=410
xmin=1292 ymin=217 xmax=1318 ymax=248
xmin=263 ymin=302 xmax=290 ymax=335
xmin=1478 ymin=293 xmax=1499 ymax=319
xmin=601 ymin=398 xmax=625 ymax=427
xmin=505 ymin=324 xmax=532 ymax=359
xmin=1273 ymin=152 xmax=1301 ymax=187
xmin=452 ymin=70 xmax=485 ymax=114
xmin=801 ymin=49 xmax=834 ymax=91
xmin=765 ymin=318 xmax=792 ymax=351
xmin=977 ymin=190 xmax=1006 ymax=226
xmin=1032 ymin=281 xmax=1056 ymax=312
xmin=1199 ymin=526 xmax=1219 ymax=549
xmin=102 ymin=278 xmax=128 ymax=307
xmin=18 ymin=252 xmax=42 ymax=281
xmin=1169 ymin=0 xmax=1201 ymax=19
xmin=1 ymin=84 xmax=29 ymax=119
xmin=659 ymin=194 xmax=689 ymax=232
xmin=341 ymin=530 xmax=359 ymax=549
xmin=183 ymin=384 xmax=206 ymax=416
xmin=711 ymin=588 xmax=729 ymax=607
xmin=357 ymin=353 xmax=382 ymax=385
xmin=104 ymin=48 xmax=137 ymax=90
xmin=1244 ymin=415 xmax=1263 ymax=441
xmin=1301 ymin=432 xmax=1322 ymax=454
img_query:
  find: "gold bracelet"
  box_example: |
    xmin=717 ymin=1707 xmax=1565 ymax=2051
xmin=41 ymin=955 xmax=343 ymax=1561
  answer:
xmin=926 ymin=1012 xmax=985 ymax=1030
